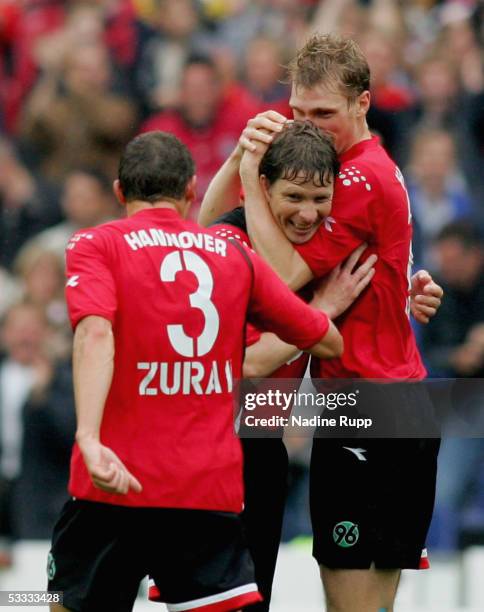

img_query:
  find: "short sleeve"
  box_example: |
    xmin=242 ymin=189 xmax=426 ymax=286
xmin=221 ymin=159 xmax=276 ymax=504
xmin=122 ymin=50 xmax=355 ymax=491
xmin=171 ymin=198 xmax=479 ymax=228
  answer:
xmin=65 ymin=230 xmax=117 ymax=329
xmin=245 ymin=324 xmax=262 ymax=347
xmin=245 ymin=247 xmax=330 ymax=350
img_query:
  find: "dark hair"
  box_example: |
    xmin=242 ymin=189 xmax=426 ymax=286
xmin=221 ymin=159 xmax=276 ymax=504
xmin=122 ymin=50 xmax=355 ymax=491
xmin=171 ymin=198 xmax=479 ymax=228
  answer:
xmin=259 ymin=120 xmax=339 ymax=186
xmin=118 ymin=132 xmax=195 ymax=203
xmin=183 ymin=52 xmax=217 ymax=73
xmin=289 ymin=33 xmax=370 ymax=100
xmin=436 ymin=221 xmax=483 ymax=249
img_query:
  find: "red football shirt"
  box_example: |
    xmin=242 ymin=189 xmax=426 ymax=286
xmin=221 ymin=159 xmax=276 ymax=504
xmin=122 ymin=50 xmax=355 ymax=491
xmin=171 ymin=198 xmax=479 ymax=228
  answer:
xmin=211 ymin=221 xmax=309 ymax=380
xmin=295 ymin=136 xmax=426 ymax=380
xmin=65 ymin=208 xmax=329 ymax=511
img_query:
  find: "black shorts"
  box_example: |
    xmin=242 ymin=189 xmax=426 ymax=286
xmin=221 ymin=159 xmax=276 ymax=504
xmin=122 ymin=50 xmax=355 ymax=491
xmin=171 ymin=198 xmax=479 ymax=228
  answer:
xmin=47 ymin=499 xmax=262 ymax=612
xmin=310 ymin=437 xmax=440 ymax=569
xmin=240 ymin=438 xmax=288 ymax=611
xmin=151 ymin=439 xmax=288 ymax=612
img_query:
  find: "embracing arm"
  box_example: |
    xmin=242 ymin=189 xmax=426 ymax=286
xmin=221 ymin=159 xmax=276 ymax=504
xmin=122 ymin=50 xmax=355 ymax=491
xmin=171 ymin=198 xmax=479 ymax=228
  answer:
xmin=198 ymin=149 xmax=242 ymax=227
xmin=241 ymin=147 xmax=314 ymax=290
xmin=198 ymin=110 xmax=288 ymax=227
xmin=243 ymin=333 xmax=303 ymax=378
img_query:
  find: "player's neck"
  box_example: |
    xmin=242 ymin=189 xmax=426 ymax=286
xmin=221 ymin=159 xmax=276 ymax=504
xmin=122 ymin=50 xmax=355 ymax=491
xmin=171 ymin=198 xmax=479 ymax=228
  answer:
xmin=341 ymin=123 xmax=372 ymax=155
xmin=126 ymin=199 xmax=184 ymax=217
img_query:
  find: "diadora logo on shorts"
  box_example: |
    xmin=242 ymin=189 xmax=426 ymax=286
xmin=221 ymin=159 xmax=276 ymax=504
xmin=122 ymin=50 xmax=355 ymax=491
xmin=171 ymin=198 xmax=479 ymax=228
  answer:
xmin=343 ymin=447 xmax=367 ymax=461
xmin=333 ymin=521 xmax=359 ymax=548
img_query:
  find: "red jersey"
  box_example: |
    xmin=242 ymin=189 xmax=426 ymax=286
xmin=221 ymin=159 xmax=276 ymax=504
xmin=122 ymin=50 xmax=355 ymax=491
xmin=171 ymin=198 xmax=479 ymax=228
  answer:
xmin=295 ymin=136 xmax=426 ymax=380
xmin=211 ymin=218 xmax=309 ymax=380
xmin=65 ymin=208 xmax=329 ymax=511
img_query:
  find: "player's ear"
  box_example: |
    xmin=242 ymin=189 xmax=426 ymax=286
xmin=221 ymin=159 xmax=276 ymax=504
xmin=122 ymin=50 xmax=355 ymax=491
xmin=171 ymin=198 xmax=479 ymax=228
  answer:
xmin=180 ymin=175 xmax=197 ymax=218
xmin=185 ymin=175 xmax=197 ymax=205
xmin=259 ymin=175 xmax=271 ymax=202
xmin=357 ymin=90 xmax=370 ymax=117
xmin=113 ymin=180 xmax=126 ymax=206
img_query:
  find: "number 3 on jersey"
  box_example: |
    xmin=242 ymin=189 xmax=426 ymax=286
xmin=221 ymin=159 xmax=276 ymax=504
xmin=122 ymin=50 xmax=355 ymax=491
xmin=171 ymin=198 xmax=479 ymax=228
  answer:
xmin=160 ymin=251 xmax=219 ymax=357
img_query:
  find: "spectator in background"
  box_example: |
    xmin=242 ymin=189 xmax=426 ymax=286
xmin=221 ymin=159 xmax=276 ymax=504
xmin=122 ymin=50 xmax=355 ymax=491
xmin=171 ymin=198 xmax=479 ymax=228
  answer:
xmin=0 ymin=302 xmax=52 ymax=559
xmin=19 ymin=167 xmax=118 ymax=261
xmin=358 ymin=27 xmax=413 ymax=162
xmin=241 ymin=36 xmax=292 ymax=117
xmin=1 ymin=0 xmax=145 ymax=134
xmin=20 ymin=40 xmax=136 ymax=182
xmin=421 ymin=222 xmax=484 ymax=378
xmin=16 ymin=357 xmax=75 ymax=540
xmin=0 ymin=0 xmax=65 ymax=134
xmin=405 ymin=128 xmax=476 ymax=269
xmin=406 ymin=52 xmax=482 ymax=198
xmin=141 ymin=54 xmax=259 ymax=218
xmin=0 ymin=138 xmax=61 ymax=270
xmin=13 ymin=245 xmax=70 ymax=359
xmin=202 ymin=0 xmax=309 ymax=61
xmin=134 ymin=0 xmax=211 ymax=114
xmin=437 ymin=1 xmax=483 ymax=95
xmin=420 ymin=222 xmax=484 ymax=552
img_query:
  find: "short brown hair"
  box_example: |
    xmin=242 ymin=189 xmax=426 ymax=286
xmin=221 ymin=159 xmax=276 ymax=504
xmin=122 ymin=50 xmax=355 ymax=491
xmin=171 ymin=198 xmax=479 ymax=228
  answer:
xmin=259 ymin=120 xmax=339 ymax=186
xmin=289 ymin=33 xmax=370 ymax=99
xmin=119 ymin=132 xmax=195 ymax=203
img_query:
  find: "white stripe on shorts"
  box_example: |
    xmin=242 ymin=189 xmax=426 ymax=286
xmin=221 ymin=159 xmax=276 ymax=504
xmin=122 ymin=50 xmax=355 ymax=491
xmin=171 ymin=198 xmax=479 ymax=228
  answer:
xmin=165 ymin=583 xmax=259 ymax=611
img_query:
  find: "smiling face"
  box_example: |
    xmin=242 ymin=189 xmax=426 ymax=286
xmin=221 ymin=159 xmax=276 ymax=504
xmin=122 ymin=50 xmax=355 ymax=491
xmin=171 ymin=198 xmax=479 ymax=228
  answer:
xmin=261 ymin=171 xmax=334 ymax=244
xmin=290 ymin=82 xmax=369 ymax=155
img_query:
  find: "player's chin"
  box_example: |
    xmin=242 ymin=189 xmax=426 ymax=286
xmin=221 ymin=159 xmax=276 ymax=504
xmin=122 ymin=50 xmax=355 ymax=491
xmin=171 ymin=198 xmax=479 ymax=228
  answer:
xmin=285 ymin=224 xmax=319 ymax=244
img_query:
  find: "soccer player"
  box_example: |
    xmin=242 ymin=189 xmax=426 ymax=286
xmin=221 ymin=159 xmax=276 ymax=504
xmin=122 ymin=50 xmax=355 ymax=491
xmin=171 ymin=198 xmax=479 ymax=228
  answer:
xmin=199 ymin=34 xmax=443 ymax=612
xmin=47 ymin=131 xmax=344 ymax=612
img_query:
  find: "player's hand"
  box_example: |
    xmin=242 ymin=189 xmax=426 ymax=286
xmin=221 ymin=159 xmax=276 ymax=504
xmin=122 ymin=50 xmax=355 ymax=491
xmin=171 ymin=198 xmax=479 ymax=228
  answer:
xmin=410 ymin=270 xmax=443 ymax=324
xmin=239 ymin=137 xmax=270 ymax=184
xmin=310 ymin=243 xmax=377 ymax=319
xmin=236 ymin=110 xmax=287 ymax=157
xmin=77 ymin=436 xmax=142 ymax=495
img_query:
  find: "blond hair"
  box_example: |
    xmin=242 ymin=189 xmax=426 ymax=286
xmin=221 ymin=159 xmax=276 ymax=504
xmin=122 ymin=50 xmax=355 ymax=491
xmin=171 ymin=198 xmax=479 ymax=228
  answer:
xmin=289 ymin=33 xmax=370 ymax=99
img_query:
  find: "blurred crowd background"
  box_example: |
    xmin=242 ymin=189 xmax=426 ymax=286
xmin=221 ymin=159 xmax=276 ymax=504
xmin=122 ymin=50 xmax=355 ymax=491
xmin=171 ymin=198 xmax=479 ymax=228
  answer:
xmin=0 ymin=0 xmax=484 ymax=569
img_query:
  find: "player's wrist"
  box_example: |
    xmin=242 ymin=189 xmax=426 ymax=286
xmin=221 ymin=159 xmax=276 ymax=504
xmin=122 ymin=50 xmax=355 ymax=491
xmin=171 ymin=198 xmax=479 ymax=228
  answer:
xmin=230 ymin=145 xmax=243 ymax=164
xmin=75 ymin=430 xmax=100 ymax=446
xmin=311 ymin=298 xmax=337 ymax=320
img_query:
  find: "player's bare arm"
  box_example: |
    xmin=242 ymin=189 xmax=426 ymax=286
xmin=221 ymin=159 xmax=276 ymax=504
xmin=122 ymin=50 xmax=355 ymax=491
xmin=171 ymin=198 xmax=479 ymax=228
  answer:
xmin=243 ymin=333 xmax=303 ymax=378
xmin=73 ymin=315 xmax=141 ymax=496
xmin=198 ymin=110 xmax=287 ymax=227
xmin=308 ymin=320 xmax=343 ymax=359
xmin=198 ymin=150 xmax=243 ymax=227
xmin=248 ymin=248 xmax=343 ymax=358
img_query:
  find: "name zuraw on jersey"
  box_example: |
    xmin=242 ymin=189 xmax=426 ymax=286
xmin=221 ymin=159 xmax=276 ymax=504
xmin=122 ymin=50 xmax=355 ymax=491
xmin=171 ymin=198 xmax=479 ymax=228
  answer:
xmin=295 ymin=136 xmax=426 ymax=380
xmin=65 ymin=208 xmax=329 ymax=511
